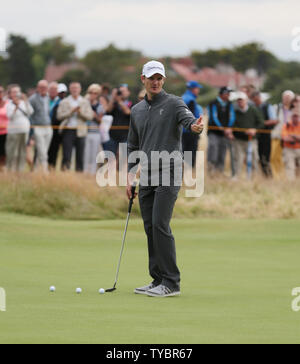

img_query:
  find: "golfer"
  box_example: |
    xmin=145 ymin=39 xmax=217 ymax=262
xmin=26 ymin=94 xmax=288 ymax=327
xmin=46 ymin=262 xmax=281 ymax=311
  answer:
xmin=127 ymin=61 xmax=204 ymax=297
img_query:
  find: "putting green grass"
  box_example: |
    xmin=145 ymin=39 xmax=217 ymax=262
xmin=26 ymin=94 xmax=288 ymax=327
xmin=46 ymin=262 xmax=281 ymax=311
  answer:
xmin=0 ymin=212 xmax=300 ymax=344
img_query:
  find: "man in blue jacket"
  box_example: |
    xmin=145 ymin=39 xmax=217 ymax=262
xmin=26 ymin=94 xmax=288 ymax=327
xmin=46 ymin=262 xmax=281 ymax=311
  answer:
xmin=207 ymin=86 xmax=236 ymax=175
xmin=181 ymin=81 xmax=203 ymax=168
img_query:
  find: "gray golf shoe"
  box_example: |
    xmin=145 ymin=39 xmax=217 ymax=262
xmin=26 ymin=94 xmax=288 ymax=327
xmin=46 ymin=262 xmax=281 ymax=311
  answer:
xmin=147 ymin=284 xmax=181 ymax=297
xmin=134 ymin=283 xmax=158 ymax=295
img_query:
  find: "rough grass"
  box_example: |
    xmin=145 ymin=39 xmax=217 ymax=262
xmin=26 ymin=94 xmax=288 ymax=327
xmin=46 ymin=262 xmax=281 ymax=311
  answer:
xmin=0 ymin=172 xmax=299 ymax=220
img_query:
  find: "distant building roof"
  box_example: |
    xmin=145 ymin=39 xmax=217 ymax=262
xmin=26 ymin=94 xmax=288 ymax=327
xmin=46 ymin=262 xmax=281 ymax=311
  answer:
xmin=44 ymin=62 xmax=86 ymax=82
xmin=170 ymin=59 xmax=264 ymax=89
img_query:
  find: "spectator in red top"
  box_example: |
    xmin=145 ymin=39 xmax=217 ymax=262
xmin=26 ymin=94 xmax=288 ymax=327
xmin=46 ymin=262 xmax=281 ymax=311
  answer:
xmin=0 ymin=85 xmax=9 ymax=170
xmin=281 ymin=111 xmax=300 ymax=180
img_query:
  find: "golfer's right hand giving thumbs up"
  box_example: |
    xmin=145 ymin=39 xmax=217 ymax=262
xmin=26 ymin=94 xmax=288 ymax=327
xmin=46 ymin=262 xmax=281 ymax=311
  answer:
xmin=191 ymin=115 xmax=204 ymax=134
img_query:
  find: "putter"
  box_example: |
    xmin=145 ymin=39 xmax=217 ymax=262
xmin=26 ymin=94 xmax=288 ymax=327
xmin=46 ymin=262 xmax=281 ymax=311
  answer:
xmin=106 ymin=183 xmax=137 ymax=293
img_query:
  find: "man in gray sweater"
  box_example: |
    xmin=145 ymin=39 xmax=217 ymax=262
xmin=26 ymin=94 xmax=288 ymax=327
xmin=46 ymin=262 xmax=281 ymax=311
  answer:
xmin=29 ymin=80 xmax=53 ymax=172
xmin=127 ymin=61 xmax=203 ymax=297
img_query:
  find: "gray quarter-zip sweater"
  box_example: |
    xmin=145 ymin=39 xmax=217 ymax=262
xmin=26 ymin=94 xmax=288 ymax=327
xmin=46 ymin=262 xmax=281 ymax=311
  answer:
xmin=127 ymin=90 xmax=199 ymax=184
xmin=29 ymin=93 xmax=51 ymax=126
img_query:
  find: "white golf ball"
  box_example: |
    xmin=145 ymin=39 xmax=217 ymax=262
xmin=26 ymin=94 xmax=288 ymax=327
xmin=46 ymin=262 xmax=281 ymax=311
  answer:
xmin=99 ymin=288 xmax=105 ymax=295
xmin=49 ymin=286 xmax=56 ymax=292
xmin=76 ymin=288 xmax=82 ymax=294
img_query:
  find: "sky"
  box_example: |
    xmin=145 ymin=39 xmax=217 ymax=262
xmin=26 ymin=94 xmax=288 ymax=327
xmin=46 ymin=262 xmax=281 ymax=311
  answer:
xmin=1 ymin=0 xmax=300 ymax=61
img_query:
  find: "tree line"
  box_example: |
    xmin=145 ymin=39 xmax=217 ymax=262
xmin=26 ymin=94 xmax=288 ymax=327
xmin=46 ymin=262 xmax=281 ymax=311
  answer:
xmin=0 ymin=34 xmax=299 ymax=103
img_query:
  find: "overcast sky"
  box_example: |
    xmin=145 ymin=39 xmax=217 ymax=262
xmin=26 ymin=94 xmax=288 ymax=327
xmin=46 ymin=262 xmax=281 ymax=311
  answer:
xmin=1 ymin=0 xmax=300 ymax=61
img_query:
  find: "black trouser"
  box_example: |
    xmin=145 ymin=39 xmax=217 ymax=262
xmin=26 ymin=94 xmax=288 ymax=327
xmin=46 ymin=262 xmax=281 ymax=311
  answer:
xmin=0 ymin=134 xmax=6 ymax=166
xmin=138 ymin=186 xmax=181 ymax=290
xmin=0 ymin=134 xmax=6 ymax=156
xmin=182 ymin=132 xmax=199 ymax=168
xmin=258 ymin=133 xmax=272 ymax=177
xmin=62 ymin=130 xmax=85 ymax=172
xmin=48 ymin=130 xmax=62 ymax=168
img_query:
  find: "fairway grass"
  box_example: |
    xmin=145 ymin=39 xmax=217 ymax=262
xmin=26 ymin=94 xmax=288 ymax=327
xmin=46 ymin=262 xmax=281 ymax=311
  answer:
xmin=0 ymin=212 xmax=300 ymax=344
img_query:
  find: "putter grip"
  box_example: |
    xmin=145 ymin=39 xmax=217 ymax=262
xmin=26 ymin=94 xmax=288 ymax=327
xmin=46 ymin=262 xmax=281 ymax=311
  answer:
xmin=128 ymin=184 xmax=137 ymax=213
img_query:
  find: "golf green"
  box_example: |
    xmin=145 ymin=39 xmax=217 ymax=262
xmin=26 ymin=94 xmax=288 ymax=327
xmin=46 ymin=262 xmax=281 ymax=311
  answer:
xmin=0 ymin=212 xmax=299 ymax=344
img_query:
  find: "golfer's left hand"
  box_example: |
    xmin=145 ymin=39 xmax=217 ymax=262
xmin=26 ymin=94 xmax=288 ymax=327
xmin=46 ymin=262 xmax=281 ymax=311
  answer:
xmin=191 ymin=116 xmax=204 ymax=134
xmin=127 ymin=173 xmax=138 ymax=200
xmin=127 ymin=184 xmax=138 ymax=200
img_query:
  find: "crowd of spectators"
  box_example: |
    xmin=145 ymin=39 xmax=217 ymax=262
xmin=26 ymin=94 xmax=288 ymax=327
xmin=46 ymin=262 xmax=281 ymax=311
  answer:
xmin=0 ymin=80 xmax=130 ymax=174
xmin=0 ymin=79 xmax=299 ymax=181
xmin=182 ymin=82 xmax=300 ymax=180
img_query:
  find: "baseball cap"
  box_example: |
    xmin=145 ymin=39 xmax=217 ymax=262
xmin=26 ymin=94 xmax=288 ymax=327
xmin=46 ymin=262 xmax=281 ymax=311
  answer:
xmin=58 ymin=83 xmax=68 ymax=93
xmin=142 ymin=61 xmax=166 ymax=78
xmin=186 ymin=81 xmax=202 ymax=89
xmin=236 ymin=91 xmax=248 ymax=100
xmin=219 ymin=86 xmax=233 ymax=95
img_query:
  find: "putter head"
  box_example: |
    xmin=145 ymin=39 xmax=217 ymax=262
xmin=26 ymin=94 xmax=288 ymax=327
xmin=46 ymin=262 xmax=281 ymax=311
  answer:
xmin=105 ymin=287 xmax=116 ymax=293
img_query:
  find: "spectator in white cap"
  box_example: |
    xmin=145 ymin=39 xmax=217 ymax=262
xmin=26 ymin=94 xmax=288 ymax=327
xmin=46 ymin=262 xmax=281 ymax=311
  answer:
xmin=48 ymin=83 xmax=68 ymax=170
